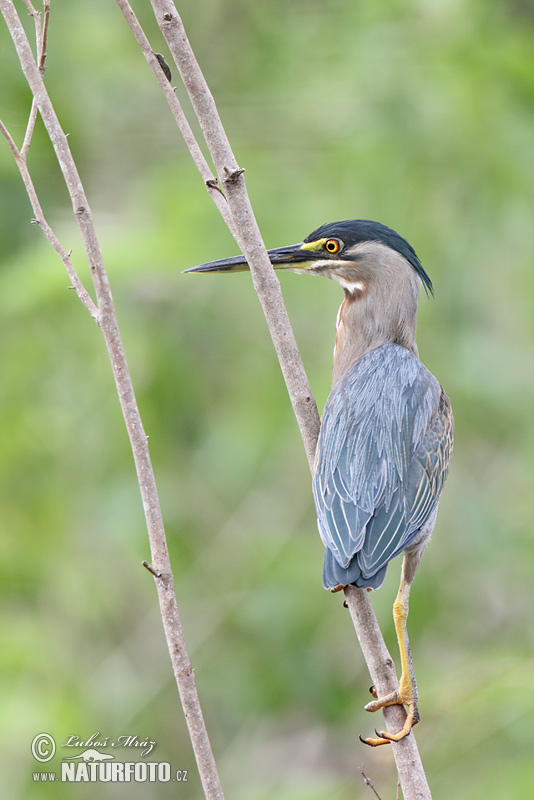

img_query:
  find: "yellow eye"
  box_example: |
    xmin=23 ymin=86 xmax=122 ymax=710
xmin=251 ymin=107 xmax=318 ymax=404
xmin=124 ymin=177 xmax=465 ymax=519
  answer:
xmin=325 ymin=238 xmax=341 ymax=254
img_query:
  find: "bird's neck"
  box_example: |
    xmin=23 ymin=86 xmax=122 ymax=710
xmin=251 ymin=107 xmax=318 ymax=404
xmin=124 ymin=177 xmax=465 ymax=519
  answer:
xmin=332 ymin=275 xmax=420 ymax=386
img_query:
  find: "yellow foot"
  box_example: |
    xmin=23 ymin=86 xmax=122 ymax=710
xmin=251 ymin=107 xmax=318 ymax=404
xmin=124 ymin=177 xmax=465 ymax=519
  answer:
xmin=360 ymin=689 xmax=420 ymax=747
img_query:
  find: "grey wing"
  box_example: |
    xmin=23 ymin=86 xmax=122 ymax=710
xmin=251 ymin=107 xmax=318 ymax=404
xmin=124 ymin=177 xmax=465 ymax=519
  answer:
xmin=313 ymin=345 xmax=453 ymax=589
xmin=405 ymin=387 xmax=453 ymax=535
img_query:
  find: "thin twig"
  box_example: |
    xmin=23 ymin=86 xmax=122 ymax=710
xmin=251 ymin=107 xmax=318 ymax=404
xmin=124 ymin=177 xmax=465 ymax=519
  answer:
xmin=0 ymin=3 xmax=224 ymax=799
xmin=1 ymin=0 xmax=91 ymax=312
xmin=1 ymin=5 xmax=92 ymax=311
xmin=0 ymin=119 xmax=98 ymax=319
xmin=361 ymin=768 xmax=384 ymax=800
xmin=38 ymin=0 xmax=49 ymax=69
xmin=20 ymin=0 xmax=49 ymax=156
xmin=142 ymin=560 xmax=163 ymax=578
xmin=114 ymin=0 xmax=238 ymax=243
xmin=21 ymin=0 xmax=37 ymax=17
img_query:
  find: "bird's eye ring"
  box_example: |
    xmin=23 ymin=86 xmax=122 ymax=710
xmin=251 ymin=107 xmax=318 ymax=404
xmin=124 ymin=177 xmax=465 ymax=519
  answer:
xmin=325 ymin=239 xmax=341 ymax=254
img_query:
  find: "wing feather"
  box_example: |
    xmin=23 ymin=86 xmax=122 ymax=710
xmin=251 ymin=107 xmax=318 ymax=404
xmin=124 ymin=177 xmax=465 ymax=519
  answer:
xmin=313 ymin=344 xmax=453 ymax=589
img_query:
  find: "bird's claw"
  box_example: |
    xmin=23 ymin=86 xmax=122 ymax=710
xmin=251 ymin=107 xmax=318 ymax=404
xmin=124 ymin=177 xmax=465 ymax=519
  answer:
xmin=360 ymin=731 xmax=397 ymax=747
xmin=359 ymin=718 xmax=415 ymax=747
xmin=360 ymin=691 xmax=419 ymax=747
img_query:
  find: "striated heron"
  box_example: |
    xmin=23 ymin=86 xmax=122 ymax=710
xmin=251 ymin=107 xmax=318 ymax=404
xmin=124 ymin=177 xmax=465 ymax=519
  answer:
xmin=185 ymin=219 xmax=453 ymax=746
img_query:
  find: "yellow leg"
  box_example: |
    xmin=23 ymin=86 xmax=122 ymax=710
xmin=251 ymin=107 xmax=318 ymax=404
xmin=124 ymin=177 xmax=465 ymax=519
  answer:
xmin=361 ymin=553 xmax=420 ymax=747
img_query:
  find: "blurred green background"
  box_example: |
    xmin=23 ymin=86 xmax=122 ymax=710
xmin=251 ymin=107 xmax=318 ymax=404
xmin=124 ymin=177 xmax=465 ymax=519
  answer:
xmin=1 ymin=0 xmax=534 ymax=797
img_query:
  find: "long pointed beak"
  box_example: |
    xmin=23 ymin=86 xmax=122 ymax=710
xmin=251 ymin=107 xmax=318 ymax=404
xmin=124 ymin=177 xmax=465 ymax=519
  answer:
xmin=183 ymin=243 xmax=313 ymax=274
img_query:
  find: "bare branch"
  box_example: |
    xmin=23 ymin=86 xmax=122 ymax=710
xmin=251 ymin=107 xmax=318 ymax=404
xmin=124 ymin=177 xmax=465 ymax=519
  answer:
xmin=345 ymin=586 xmax=431 ymax=798
xmin=114 ymin=0 xmax=238 ymax=242
xmin=0 ymin=3 xmax=224 ymax=798
xmin=21 ymin=95 xmax=38 ymax=158
xmin=148 ymin=0 xmax=321 ymax=469
xmin=0 ymin=118 xmax=98 ymax=318
xmin=20 ymin=0 xmax=49 ymax=156
xmin=37 ymin=0 xmax=48 ymax=69
xmin=361 ymin=768 xmax=384 ymax=800
xmin=142 ymin=560 xmax=162 ymax=578
xmin=21 ymin=0 xmax=38 ymax=17
xmin=142 ymin=3 xmax=432 ymax=798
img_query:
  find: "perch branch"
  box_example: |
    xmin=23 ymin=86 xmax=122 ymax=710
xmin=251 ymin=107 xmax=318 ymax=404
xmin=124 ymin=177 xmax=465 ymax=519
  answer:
xmin=139 ymin=2 xmax=432 ymax=797
xmin=0 ymin=3 xmax=223 ymax=798
xmin=345 ymin=586 xmax=431 ymax=799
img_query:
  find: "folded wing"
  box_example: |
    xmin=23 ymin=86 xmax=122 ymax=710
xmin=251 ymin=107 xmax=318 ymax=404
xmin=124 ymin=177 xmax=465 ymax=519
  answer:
xmin=313 ymin=344 xmax=453 ymax=589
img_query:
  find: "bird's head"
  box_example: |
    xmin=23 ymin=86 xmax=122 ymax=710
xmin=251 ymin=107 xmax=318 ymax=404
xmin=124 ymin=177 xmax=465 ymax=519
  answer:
xmin=184 ymin=219 xmax=432 ymax=298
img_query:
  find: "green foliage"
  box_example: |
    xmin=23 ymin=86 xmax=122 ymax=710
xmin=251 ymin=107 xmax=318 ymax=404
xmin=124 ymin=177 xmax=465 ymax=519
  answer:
xmin=1 ymin=1 xmax=534 ymax=797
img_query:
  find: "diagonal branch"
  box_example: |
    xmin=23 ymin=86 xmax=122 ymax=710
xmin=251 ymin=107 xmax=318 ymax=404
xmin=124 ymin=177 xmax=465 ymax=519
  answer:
xmin=0 ymin=117 xmax=98 ymax=319
xmin=114 ymin=0 xmax=238 ymax=242
xmin=20 ymin=0 xmax=48 ymax=157
xmin=148 ymin=0 xmax=321 ymax=470
xmin=0 ymin=3 xmax=223 ymax=798
xmin=345 ymin=586 xmax=431 ymax=799
xmin=129 ymin=2 xmax=432 ymax=797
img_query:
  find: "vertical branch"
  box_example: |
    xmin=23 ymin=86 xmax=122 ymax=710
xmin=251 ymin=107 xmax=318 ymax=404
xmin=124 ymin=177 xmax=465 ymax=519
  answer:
xmin=0 ymin=3 xmax=223 ymax=798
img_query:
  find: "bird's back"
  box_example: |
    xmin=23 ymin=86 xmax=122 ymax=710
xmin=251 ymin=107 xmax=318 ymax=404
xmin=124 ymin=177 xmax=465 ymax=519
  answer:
xmin=313 ymin=343 xmax=453 ymax=590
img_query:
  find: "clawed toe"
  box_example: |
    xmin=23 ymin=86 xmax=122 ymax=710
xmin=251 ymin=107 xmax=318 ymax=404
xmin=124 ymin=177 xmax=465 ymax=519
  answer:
xmin=359 ymin=732 xmax=395 ymax=747
xmin=359 ymin=722 xmax=414 ymax=747
xmin=360 ymin=691 xmax=419 ymax=747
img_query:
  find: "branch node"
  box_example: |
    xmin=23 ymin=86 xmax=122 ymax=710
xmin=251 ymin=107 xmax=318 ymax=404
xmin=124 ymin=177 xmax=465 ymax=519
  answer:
xmin=206 ymin=177 xmax=225 ymax=197
xmin=360 ymin=768 xmax=383 ymax=800
xmin=142 ymin=560 xmax=162 ymax=578
xmin=163 ymin=12 xmax=173 ymax=21
xmin=153 ymin=52 xmax=172 ymax=83
xmin=30 ymin=217 xmax=40 ymax=225
xmin=222 ymin=165 xmax=245 ymax=183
